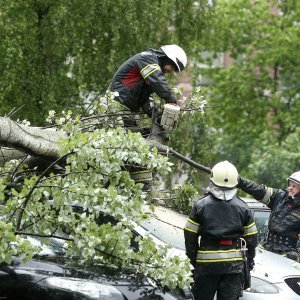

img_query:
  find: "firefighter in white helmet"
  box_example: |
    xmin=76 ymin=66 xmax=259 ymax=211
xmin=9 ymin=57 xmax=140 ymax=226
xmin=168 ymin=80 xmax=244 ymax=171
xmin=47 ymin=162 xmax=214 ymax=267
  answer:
xmin=238 ymin=171 xmax=300 ymax=262
xmin=184 ymin=161 xmax=258 ymax=300
xmin=108 ymin=45 xmax=187 ymax=189
xmin=108 ymin=44 xmax=187 ymax=128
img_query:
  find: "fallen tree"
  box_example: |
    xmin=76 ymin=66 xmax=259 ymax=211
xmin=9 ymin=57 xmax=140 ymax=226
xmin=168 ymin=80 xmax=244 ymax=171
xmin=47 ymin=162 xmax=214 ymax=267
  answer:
xmin=0 ymin=92 xmax=208 ymax=289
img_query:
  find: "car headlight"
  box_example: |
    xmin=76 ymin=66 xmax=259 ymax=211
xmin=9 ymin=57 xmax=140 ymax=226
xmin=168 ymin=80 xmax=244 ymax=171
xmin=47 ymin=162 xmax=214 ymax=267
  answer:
xmin=246 ymin=277 xmax=279 ymax=294
xmin=46 ymin=277 xmax=125 ymax=299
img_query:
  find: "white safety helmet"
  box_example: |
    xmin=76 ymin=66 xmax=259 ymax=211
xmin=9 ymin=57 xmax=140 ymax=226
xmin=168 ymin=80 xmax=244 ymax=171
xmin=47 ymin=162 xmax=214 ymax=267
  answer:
xmin=210 ymin=161 xmax=239 ymax=189
xmin=288 ymin=171 xmax=300 ymax=186
xmin=160 ymin=44 xmax=187 ymax=72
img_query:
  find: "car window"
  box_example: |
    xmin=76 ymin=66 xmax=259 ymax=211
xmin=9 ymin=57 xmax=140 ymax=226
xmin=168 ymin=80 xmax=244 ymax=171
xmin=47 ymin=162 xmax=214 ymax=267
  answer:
xmin=251 ymin=209 xmax=270 ymax=242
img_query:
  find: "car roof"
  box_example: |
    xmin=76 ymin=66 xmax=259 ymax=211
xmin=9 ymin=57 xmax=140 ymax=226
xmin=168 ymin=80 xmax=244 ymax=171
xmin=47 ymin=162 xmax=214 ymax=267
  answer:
xmin=240 ymin=197 xmax=269 ymax=210
xmin=152 ymin=199 xmax=269 ymax=228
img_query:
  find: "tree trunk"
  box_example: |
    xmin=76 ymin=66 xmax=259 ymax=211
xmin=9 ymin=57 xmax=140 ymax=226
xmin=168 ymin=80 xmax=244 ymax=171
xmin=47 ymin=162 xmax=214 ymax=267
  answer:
xmin=0 ymin=117 xmax=211 ymax=174
xmin=0 ymin=117 xmax=65 ymax=163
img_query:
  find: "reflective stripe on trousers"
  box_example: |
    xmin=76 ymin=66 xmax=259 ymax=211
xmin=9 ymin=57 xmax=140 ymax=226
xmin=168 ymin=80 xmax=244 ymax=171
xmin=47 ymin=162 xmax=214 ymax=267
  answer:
xmin=129 ymin=170 xmax=152 ymax=182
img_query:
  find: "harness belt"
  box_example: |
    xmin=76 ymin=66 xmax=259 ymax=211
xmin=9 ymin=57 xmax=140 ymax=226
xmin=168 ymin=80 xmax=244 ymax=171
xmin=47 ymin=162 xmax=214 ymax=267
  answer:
xmin=266 ymin=232 xmax=297 ymax=247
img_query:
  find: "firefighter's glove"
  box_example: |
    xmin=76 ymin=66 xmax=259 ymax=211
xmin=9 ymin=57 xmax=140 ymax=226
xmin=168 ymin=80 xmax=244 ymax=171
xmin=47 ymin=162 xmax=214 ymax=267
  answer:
xmin=247 ymin=258 xmax=255 ymax=271
xmin=237 ymin=175 xmax=244 ymax=188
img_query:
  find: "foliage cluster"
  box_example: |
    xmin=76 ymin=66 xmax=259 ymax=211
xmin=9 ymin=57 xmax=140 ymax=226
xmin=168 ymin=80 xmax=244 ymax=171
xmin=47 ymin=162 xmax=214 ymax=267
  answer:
xmin=0 ymin=101 xmax=195 ymax=288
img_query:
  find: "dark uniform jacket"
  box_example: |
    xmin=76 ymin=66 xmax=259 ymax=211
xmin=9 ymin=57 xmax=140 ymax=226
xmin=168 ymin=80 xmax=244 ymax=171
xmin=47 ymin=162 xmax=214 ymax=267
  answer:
xmin=184 ymin=193 xmax=258 ymax=274
xmin=108 ymin=48 xmax=177 ymax=118
xmin=239 ymin=177 xmax=300 ymax=253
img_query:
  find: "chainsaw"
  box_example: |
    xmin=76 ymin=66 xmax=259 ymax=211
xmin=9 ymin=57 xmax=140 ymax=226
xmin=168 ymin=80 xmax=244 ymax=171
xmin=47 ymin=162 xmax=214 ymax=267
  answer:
xmin=160 ymin=103 xmax=181 ymax=131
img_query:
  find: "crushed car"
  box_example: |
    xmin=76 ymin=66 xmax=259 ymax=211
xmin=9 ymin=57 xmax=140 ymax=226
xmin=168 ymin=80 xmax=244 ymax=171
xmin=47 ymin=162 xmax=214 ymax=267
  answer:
xmin=0 ymin=204 xmax=192 ymax=300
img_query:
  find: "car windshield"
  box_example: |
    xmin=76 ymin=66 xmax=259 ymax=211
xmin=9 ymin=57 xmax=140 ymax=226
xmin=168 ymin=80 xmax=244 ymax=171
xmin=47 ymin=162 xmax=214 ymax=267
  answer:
xmin=141 ymin=206 xmax=187 ymax=250
xmin=141 ymin=217 xmax=186 ymax=250
xmin=25 ymin=204 xmax=272 ymax=257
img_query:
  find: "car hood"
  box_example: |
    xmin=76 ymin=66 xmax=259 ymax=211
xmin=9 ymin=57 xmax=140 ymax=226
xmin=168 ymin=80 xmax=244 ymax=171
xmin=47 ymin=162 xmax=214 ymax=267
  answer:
xmin=14 ymin=258 xmax=154 ymax=286
xmin=253 ymin=248 xmax=300 ymax=282
xmin=0 ymin=258 xmax=183 ymax=300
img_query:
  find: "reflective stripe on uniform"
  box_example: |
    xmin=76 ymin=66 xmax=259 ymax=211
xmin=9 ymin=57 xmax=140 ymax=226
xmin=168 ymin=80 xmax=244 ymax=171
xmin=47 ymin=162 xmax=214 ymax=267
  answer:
xmin=117 ymin=102 xmax=131 ymax=111
xmin=261 ymin=187 xmax=273 ymax=205
xmin=141 ymin=64 xmax=161 ymax=79
xmin=196 ymin=249 xmax=243 ymax=262
xmin=243 ymin=222 xmax=258 ymax=237
xmin=258 ymin=243 xmax=264 ymax=250
xmin=129 ymin=170 xmax=152 ymax=182
xmin=184 ymin=218 xmax=200 ymax=233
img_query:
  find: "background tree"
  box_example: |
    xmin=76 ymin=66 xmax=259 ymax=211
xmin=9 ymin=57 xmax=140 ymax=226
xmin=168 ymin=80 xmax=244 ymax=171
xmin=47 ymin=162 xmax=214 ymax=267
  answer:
xmin=193 ymin=0 xmax=300 ymax=187
xmin=0 ymin=0 xmax=214 ymax=125
xmin=168 ymin=88 xmax=215 ymax=194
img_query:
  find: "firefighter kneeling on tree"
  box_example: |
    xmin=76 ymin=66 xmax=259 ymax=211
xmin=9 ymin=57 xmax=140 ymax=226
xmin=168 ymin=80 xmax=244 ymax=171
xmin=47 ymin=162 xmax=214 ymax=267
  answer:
xmin=108 ymin=44 xmax=187 ymax=189
xmin=108 ymin=44 xmax=186 ymax=129
xmin=184 ymin=161 xmax=258 ymax=300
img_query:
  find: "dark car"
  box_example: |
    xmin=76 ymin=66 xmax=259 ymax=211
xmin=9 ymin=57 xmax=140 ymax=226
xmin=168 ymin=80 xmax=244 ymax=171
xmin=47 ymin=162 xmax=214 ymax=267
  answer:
xmin=0 ymin=235 xmax=190 ymax=300
xmin=0 ymin=256 xmax=182 ymax=299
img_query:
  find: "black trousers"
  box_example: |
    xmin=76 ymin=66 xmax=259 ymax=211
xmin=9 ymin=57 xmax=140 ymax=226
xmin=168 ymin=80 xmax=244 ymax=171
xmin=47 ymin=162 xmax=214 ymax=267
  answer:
xmin=192 ymin=273 xmax=243 ymax=300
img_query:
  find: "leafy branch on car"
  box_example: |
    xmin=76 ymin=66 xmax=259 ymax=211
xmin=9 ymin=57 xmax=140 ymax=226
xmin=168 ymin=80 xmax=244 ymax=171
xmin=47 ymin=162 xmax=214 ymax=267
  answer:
xmin=0 ymin=88 xmax=208 ymax=289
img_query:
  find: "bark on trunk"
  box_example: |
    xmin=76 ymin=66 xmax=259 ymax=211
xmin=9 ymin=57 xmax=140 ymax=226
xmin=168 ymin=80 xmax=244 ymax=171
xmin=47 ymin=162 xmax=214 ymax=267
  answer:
xmin=0 ymin=117 xmax=65 ymax=162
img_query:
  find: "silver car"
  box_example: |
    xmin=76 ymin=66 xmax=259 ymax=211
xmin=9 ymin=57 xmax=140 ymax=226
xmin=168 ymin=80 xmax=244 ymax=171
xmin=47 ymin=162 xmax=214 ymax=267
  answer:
xmin=241 ymin=247 xmax=300 ymax=299
xmin=140 ymin=205 xmax=300 ymax=299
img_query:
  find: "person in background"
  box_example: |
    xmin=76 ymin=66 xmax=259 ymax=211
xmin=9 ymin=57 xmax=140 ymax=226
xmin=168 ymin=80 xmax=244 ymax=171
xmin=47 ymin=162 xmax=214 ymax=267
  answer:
xmin=238 ymin=171 xmax=300 ymax=262
xmin=184 ymin=161 xmax=258 ymax=300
